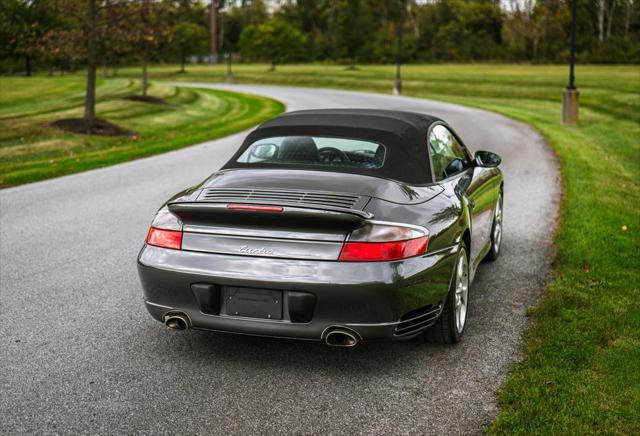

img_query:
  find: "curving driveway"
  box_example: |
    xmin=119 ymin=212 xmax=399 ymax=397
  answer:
xmin=0 ymin=85 xmax=560 ymax=434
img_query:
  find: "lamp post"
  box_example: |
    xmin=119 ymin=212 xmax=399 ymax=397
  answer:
xmin=393 ymin=0 xmax=405 ymax=95
xmin=562 ymin=0 xmax=579 ymax=125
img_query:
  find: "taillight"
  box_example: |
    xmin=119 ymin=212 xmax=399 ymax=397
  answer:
xmin=146 ymin=228 xmax=182 ymax=250
xmin=146 ymin=206 xmax=183 ymax=250
xmin=338 ymin=221 xmax=429 ymax=262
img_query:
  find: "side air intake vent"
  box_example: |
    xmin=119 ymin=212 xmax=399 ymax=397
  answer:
xmin=394 ymin=305 xmax=442 ymax=337
xmin=199 ymin=188 xmax=364 ymax=210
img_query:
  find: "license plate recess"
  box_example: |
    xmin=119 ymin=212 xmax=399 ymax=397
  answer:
xmin=223 ymin=287 xmax=283 ymax=320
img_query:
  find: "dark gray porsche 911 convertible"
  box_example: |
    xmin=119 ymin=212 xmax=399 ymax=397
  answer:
xmin=137 ymin=109 xmax=503 ymax=347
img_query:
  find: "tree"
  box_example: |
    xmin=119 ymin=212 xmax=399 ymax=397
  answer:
xmin=99 ymin=1 xmax=131 ymax=77
xmin=46 ymin=0 xmax=128 ymax=131
xmin=172 ymin=22 xmax=208 ymax=73
xmin=334 ymin=0 xmax=375 ymax=69
xmin=128 ymin=0 xmax=171 ymax=96
xmin=0 ymin=0 xmax=55 ymax=76
xmin=38 ymin=28 xmax=84 ymax=75
xmin=1 ymin=0 xmax=639 ymax=75
xmin=623 ymin=0 xmax=635 ymax=37
xmin=238 ymin=18 xmax=306 ymax=70
xmin=275 ymin=0 xmax=334 ymax=61
xmin=210 ymin=0 xmax=218 ymax=62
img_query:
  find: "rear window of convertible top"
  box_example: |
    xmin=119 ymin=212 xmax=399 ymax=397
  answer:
xmin=236 ymin=136 xmax=386 ymax=169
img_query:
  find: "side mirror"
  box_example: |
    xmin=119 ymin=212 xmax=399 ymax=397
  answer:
xmin=475 ymin=150 xmax=501 ymax=168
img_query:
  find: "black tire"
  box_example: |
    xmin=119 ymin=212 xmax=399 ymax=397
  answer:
xmin=484 ymin=191 xmax=503 ymax=262
xmin=424 ymin=242 xmax=469 ymax=344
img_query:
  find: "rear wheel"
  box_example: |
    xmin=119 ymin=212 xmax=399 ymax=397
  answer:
xmin=424 ymin=243 xmax=469 ymax=344
xmin=484 ymin=191 xmax=503 ymax=262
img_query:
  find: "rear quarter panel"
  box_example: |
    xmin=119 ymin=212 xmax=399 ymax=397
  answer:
xmin=363 ymin=191 xmax=466 ymax=310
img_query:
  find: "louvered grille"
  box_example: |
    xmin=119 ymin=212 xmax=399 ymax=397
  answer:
xmin=199 ymin=188 xmax=362 ymax=210
xmin=394 ymin=305 xmax=442 ymax=337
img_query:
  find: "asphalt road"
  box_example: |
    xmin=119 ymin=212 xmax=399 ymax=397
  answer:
xmin=0 ymin=85 xmax=560 ymax=434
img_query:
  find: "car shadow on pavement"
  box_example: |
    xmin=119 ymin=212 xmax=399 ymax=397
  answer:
xmin=139 ymin=323 xmax=454 ymax=376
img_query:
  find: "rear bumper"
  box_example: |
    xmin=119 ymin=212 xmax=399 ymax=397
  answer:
xmin=137 ymin=244 xmax=457 ymax=341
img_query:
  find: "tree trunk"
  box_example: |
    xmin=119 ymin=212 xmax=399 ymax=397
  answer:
xmin=210 ymin=0 xmax=218 ymax=63
xmin=49 ymin=65 xmax=54 ymax=76
xmin=25 ymin=54 xmax=32 ymax=76
xmin=624 ymin=0 xmax=632 ymax=37
xmin=84 ymin=0 xmax=98 ymax=131
xmin=407 ymin=1 xmax=420 ymax=37
xmin=269 ymin=59 xmax=276 ymax=71
xmin=180 ymin=49 xmax=186 ymax=73
xmin=219 ymin=7 xmax=225 ymax=56
xmin=606 ymin=0 xmax=617 ymax=41
xmin=597 ymin=0 xmax=606 ymax=42
xmin=141 ymin=58 xmax=148 ymax=96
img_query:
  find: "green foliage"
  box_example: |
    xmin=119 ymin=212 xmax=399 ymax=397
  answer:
xmin=0 ymin=0 xmax=62 ymax=75
xmin=2 ymin=0 xmax=640 ymax=75
xmin=172 ymin=22 xmax=208 ymax=71
xmin=416 ymin=0 xmax=504 ymax=61
xmin=238 ymin=18 xmax=306 ymax=68
xmin=334 ymin=0 xmax=376 ymax=67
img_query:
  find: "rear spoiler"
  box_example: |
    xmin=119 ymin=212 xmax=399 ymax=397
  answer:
xmin=168 ymin=201 xmax=374 ymax=220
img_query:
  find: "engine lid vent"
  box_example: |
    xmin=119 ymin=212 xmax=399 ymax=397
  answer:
xmin=198 ymin=188 xmax=366 ymax=210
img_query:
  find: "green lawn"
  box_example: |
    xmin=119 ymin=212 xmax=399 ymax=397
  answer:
xmin=0 ymin=76 xmax=283 ymax=187
xmin=130 ymin=63 xmax=640 ymax=433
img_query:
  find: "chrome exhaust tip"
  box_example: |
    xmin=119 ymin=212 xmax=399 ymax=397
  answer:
xmin=323 ymin=328 xmax=360 ymax=348
xmin=163 ymin=312 xmax=190 ymax=330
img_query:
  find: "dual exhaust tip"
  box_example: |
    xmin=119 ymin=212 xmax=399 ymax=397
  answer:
xmin=164 ymin=312 xmax=190 ymax=330
xmin=323 ymin=327 xmax=360 ymax=348
xmin=164 ymin=313 xmax=360 ymax=348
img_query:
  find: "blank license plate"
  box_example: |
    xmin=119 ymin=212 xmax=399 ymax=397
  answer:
xmin=223 ymin=287 xmax=283 ymax=320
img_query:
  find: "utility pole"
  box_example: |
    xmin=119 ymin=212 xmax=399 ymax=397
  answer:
xmin=210 ymin=0 xmax=218 ymax=63
xmin=562 ymin=0 xmax=579 ymax=125
xmin=393 ymin=0 xmax=405 ymax=95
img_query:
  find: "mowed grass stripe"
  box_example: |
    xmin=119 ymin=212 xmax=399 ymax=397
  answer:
xmin=134 ymin=64 xmax=638 ymax=122
xmin=0 ymin=78 xmax=139 ymax=120
xmin=0 ymin=76 xmax=284 ymax=187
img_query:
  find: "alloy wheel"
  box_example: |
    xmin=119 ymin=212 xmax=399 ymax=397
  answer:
xmin=493 ymin=194 xmax=503 ymax=254
xmin=454 ymin=248 xmax=469 ymax=334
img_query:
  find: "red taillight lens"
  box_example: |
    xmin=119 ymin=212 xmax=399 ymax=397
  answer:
xmin=338 ymin=236 xmax=428 ymax=262
xmin=146 ymin=227 xmax=182 ymax=250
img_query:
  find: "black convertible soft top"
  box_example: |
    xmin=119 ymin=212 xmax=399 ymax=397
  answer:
xmin=224 ymin=109 xmax=441 ymax=184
